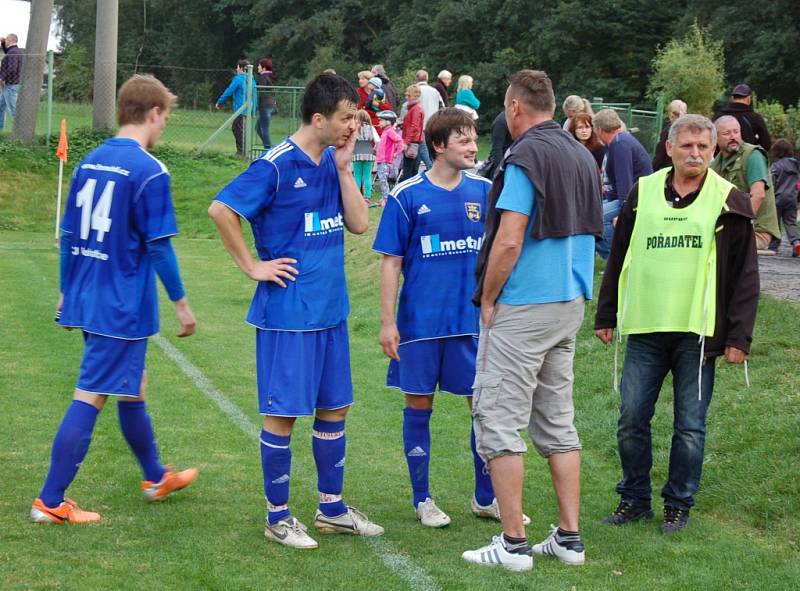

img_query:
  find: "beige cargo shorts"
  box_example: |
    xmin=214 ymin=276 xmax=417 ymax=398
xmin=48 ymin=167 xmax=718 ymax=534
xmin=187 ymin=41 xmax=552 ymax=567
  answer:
xmin=472 ymin=297 xmax=585 ymax=461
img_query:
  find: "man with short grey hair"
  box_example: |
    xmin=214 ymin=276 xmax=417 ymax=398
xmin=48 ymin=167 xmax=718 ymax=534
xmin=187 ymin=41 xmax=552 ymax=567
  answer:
xmin=595 ymin=114 xmax=758 ymax=534
xmin=415 ymin=69 xmax=445 ymax=170
xmin=711 ymin=115 xmax=781 ymax=253
xmin=593 ymin=108 xmax=652 ymax=259
xmin=0 ymin=33 xmax=23 ymax=132
xmin=462 ymin=69 xmax=602 ymax=572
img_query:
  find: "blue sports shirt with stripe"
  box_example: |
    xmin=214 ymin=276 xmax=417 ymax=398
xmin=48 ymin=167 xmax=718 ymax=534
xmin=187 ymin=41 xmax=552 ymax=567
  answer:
xmin=372 ymin=171 xmax=490 ymax=344
xmin=59 ymin=138 xmax=179 ymax=339
xmin=213 ymin=139 xmax=349 ymax=331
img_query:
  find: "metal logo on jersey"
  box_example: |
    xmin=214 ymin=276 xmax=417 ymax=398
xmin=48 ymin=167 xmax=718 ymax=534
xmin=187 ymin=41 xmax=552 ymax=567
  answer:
xmin=465 ymin=202 xmax=481 ymax=222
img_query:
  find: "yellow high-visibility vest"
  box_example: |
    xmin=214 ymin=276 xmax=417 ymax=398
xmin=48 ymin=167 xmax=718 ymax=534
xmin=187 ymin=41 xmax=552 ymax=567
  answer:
xmin=618 ymin=168 xmax=733 ymax=336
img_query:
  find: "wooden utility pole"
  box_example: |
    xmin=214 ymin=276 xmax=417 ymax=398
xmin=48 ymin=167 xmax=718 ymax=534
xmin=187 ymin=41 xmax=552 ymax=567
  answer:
xmin=92 ymin=0 xmax=119 ymax=131
xmin=13 ymin=0 xmax=54 ymax=143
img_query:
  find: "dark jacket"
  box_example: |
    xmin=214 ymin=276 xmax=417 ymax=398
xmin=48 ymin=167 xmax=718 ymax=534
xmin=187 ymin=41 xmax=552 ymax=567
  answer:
xmin=473 ymin=119 xmax=603 ymax=305
xmin=604 ymin=132 xmax=653 ymax=203
xmin=715 ymin=102 xmax=771 ymax=152
xmin=433 ymin=79 xmax=449 ymax=107
xmin=376 ymin=74 xmax=399 ymax=112
xmin=0 ymin=44 xmax=23 ymax=85
xmin=594 ymin=175 xmax=759 ymax=357
xmin=257 ymin=70 xmax=277 ymax=108
xmin=480 ymin=111 xmax=513 ymax=180
xmin=652 ymin=126 xmax=671 ymax=171
xmin=770 ymin=156 xmax=800 ymax=207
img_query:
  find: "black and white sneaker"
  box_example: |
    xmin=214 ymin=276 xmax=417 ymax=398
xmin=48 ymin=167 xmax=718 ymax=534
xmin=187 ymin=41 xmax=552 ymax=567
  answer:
xmin=462 ymin=535 xmax=533 ymax=572
xmin=661 ymin=506 xmax=690 ymax=534
xmin=532 ymin=525 xmax=585 ymax=565
xmin=602 ymin=500 xmax=654 ymax=525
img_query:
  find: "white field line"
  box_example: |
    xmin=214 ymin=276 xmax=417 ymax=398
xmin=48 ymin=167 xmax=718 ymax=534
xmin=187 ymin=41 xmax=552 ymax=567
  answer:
xmin=152 ymin=334 xmax=442 ymax=591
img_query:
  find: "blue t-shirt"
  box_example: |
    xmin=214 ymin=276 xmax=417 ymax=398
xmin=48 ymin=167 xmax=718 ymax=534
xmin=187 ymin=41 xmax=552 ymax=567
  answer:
xmin=372 ymin=171 xmax=490 ymax=343
xmin=213 ymin=139 xmax=348 ymax=331
xmin=496 ymin=164 xmax=594 ymax=305
xmin=60 ymin=138 xmax=178 ymax=339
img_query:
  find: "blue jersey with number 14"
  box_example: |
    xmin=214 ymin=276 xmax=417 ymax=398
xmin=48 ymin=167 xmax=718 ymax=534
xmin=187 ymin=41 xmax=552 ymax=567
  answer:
xmin=59 ymin=138 xmax=178 ymax=339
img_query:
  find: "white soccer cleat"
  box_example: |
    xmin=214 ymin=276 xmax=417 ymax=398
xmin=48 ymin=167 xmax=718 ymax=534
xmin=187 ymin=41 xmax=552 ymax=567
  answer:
xmin=471 ymin=497 xmax=531 ymax=526
xmin=531 ymin=524 xmax=585 ymax=565
xmin=264 ymin=516 xmax=319 ymax=549
xmin=416 ymin=498 xmax=451 ymax=528
xmin=462 ymin=535 xmax=533 ymax=572
xmin=314 ymin=506 xmax=384 ymax=537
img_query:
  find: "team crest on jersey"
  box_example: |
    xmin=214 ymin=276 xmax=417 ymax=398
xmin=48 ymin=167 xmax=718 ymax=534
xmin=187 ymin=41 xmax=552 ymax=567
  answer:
xmin=465 ymin=202 xmax=481 ymax=222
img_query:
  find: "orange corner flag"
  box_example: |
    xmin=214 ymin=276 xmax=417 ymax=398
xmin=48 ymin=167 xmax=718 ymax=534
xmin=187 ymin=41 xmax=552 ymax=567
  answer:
xmin=56 ymin=119 xmax=68 ymax=163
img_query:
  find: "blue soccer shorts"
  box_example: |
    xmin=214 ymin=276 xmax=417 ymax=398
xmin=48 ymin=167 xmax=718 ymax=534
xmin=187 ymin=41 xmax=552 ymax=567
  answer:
xmin=76 ymin=331 xmax=147 ymax=396
xmin=387 ymin=335 xmax=478 ymax=396
xmin=256 ymin=320 xmax=354 ymax=417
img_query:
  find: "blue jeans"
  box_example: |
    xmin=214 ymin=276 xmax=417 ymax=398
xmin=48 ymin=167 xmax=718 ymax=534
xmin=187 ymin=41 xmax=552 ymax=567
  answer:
xmin=0 ymin=84 xmax=19 ymax=130
xmin=595 ymin=199 xmax=621 ymax=260
xmin=418 ymin=139 xmax=432 ymax=170
xmin=257 ymin=106 xmax=274 ymax=150
xmin=616 ymin=332 xmax=716 ymax=510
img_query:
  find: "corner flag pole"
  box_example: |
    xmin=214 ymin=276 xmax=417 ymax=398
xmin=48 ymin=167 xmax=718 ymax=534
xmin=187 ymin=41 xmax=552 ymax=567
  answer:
xmin=54 ymin=119 xmax=68 ymax=244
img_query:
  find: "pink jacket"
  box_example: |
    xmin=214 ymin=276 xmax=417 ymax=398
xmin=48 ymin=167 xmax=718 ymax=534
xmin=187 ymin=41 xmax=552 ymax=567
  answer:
xmin=376 ymin=126 xmax=404 ymax=164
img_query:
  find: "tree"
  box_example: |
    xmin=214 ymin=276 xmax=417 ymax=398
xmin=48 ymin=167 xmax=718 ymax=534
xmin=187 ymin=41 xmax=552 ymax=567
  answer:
xmin=14 ymin=0 xmax=55 ymax=143
xmin=679 ymin=0 xmax=800 ymax=106
xmin=647 ymin=22 xmax=725 ymax=116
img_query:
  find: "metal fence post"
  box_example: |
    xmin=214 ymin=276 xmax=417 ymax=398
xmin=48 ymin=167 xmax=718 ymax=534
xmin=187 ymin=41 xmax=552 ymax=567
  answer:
xmin=654 ymin=94 xmax=665 ymax=154
xmin=244 ymin=64 xmax=254 ymax=158
xmin=46 ymin=50 xmax=54 ymax=146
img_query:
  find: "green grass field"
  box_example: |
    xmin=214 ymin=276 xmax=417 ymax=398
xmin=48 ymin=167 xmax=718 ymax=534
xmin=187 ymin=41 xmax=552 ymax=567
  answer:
xmin=0 ymin=140 xmax=798 ymax=590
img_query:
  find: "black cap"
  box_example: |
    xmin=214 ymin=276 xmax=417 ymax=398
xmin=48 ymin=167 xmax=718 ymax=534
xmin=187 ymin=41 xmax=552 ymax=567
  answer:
xmin=732 ymin=83 xmax=752 ymax=97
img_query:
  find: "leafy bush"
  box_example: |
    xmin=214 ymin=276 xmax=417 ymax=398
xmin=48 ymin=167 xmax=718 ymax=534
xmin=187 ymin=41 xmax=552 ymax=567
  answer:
xmin=53 ymin=45 xmax=93 ymax=103
xmin=647 ymin=22 xmax=725 ymax=116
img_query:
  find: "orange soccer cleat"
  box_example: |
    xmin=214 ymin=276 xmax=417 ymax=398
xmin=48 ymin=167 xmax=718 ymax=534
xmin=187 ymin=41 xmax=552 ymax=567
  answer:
xmin=30 ymin=497 xmax=102 ymax=525
xmin=141 ymin=466 xmax=198 ymax=502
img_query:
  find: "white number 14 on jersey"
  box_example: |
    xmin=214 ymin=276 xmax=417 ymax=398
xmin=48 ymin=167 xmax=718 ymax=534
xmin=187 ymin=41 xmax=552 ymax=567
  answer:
xmin=75 ymin=179 xmax=115 ymax=242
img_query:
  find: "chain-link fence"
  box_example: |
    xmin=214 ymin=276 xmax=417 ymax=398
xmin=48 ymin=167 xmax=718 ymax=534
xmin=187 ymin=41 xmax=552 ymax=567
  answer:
xmin=591 ymin=97 xmax=665 ymax=156
xmin=0 ymin=51 xmax=303 ymax=158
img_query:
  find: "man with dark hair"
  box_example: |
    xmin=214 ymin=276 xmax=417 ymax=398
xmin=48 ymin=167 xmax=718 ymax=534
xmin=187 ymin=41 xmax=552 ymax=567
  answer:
xmin=462 ymin=70 xmax=602 ymax=571
xmin=375 ymin=108 xmax=525 ymax=529
xmin=209 ymin=73 xmax=382 ymax=549
xmin=31 ymin=74 xmax=198 ymax=525
xmin=0 ymin=33 xmax=23 ymax=132
xmin=215 ymin=60 xmax=257 ymax=155
xmin=256 ymin=58 xmax=277 ymax=150
xmin=712 ymin=116 xmax=781 ymax=254
xmin=595 ymin=114 xmax=758 ymax=534
xmin=715 ymin=84 xmax=771 ymax=152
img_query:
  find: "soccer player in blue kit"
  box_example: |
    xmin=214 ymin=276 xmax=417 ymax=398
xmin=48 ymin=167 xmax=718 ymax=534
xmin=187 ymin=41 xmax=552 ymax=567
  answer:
xmin=208 ymin=73 xmax=383 ymax=549
xmin=31 ymin=75 xmax=199 ymax=525
xmin=373 ymin=108 xmax=530 ymax=528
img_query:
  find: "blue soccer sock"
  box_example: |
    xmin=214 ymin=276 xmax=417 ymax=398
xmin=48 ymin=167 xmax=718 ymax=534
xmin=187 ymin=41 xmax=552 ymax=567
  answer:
xmin=117 ymin=400 xmax=166 ymax=483
xmin=39 ymin=400 xmax=100 ymax=508
xmin=471 ymin=424 xmax=494 ymax=506
xmin=260 ymin=429 xmax=292 ymax=524
xmin=403 ymin=407 xmax=432 ymax=507
xmin=312 ymin=418 xmax=347 ymax=517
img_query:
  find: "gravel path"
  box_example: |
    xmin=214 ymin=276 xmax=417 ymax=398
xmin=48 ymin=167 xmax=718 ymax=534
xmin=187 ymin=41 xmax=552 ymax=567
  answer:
xmin=758 ymin=242 xmax=800 ymax=302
